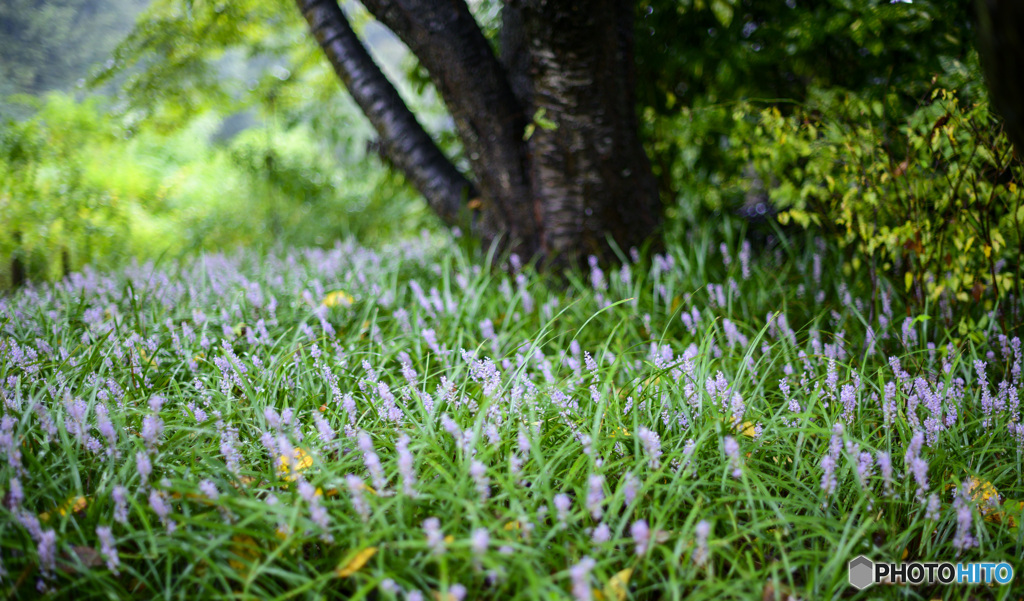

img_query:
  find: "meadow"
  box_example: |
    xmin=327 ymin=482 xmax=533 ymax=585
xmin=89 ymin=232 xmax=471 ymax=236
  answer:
xmin=1 ymin=220 xmax=1021 ymax=600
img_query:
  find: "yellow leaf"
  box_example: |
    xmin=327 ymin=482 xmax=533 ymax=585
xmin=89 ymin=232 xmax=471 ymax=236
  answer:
xmin=504 ymin=521 xmax=521 ymax=531
xmin=740 ymin=421 xmax=757 ymax=437
xmin=444 ymin=535 xmax=455 ymax=544
xmin=963 ymin=476 xmax=1001 ymax=517
xmin=901 ymin=547 xmax=908 ymax=561
xmin=278 ymin=447 xmax=314 ymax=481
xmin=904 ymin=272 xmax=913 ymax=292
xmin=41 ymin=495 xmax=88 ymax=522
xmin=322 ymin=290 xmax=354 ymax=308
xmin=229 ymin=535 xmax=261 ymax=572
xmin=604 ymin=568 xmax=632 ymax=601
xmin=336 ymin=547 xmax=377 ymax=578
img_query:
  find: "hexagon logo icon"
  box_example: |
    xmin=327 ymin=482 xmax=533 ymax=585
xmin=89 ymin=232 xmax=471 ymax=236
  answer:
xmin=848 ymin=555 xmax=875 ymax=590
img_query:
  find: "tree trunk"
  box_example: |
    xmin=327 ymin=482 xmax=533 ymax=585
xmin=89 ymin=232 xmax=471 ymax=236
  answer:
xmin=976 ymin=0 xmax=1024 ymax=155
xmin=295 ymin=0 xmax=661 ymax=266
xmin=516 ymin=0 xmax=660 ymax=263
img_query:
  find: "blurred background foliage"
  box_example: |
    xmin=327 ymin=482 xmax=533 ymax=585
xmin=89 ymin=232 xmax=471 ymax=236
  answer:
xmin=1 ymin=0 xmax=1022 ymax=326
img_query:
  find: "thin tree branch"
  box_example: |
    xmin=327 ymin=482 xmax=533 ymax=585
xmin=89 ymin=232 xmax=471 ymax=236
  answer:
xmin=357 ymin=0 xmax=539 ymax=249
xmin=294 ymin=0 xmax=474 ymax=228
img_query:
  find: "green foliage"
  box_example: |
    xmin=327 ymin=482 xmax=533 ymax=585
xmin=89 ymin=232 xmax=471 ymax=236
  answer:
xmin=0 ymin=93 xmax=431 ymax=289
xmin=680 ymin=86 xmax=1024 ymax=330
xmin=636 ymin=0 xmax=978 ymax=202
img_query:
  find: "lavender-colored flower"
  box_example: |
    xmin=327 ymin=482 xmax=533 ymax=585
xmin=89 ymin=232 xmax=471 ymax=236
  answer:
xmin=95 ymin=404 xmax=118 ymax=459
xmin=952 ymin=482 xmax=979 ymax=552
xmin=396 ymin=434 xmax=417 ymax=497
xmin=141 ymin=414 xmax=164 ymax=451
xmin=839 ymin=383 xmax=857 ymax=424
xmin=568 ymin=556 xmax=596 ymax=601
xmin=37 ymin=529 xmax=57 ymax=577
xmin=449 ymin=584 xmax=467 ymax=601
xmin=7 ymin=477 xmax=23 ymax=509
xmin=199 ymin=479 xmax=219 ymax=500
xmin=112 ymin=485 xmax=129 ymax=524
xmin=586 ymin=474 xmax=605 ymax=520
xmin=638 ymin=427 xmax=662 ymax=469
xmin=405 ymin=591 xmax=424 ymax=601
xmin=925 ymin=494 xmax=940 ymax=521
xmin=723 ymin=436 xmax=742 ymax=479
xmin=471 ymin=527 xmax=489 ymax=555
xmin=470 ymin=460 xmax=491 ymax=502
xmin=357 ymin=431 xmax=387 ymax=493
xmin=881 ymin=382 xmax=897 ymax=425
xmin=380 ymin=579 xmax=401 ymax=595
xmin=96 ymin=526 xmax=120 ymax=574
xmin=856 ymin=452 xmax=873 ymax=490
xmin=313 ymin=412 xmax=335 ymax=445
xmin=423 ymin=517 xmax=445 ymax=555
xmin=148 ymin=489 xmax=176 ymax=533
xmin=631 ymin=519 xmax=651 ymax=555
xmin=820 ymin=454 xmax=837 ymax=496
xmin=346 ymin=474 xmax=371 ymax=522
xmin=554 ymin=493 xmax=572 ymax=525
xmin=876 ymin=452 xmax=894 ymax=497
xmin=622 ymin=472 xmax=639 ymax=506
xmin=693 ymin=520 xmax=711 ymax=566
xmin=136 ymin=451 xmax=152 ymax=484
xmin=298 ymin=480 xmax=332 ymax=542
xmin=591 ymin=522 xmax=611 ymax=544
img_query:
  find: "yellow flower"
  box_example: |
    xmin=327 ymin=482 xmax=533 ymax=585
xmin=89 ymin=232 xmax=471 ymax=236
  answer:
xmin=278 ymin=447 xmax=314 ymax=481
xmin=322 ymin=290 xmax=354 ymax=308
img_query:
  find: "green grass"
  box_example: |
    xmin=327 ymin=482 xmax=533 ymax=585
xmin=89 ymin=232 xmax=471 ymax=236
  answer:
xmin=0 ymin=221 xmax=1021 ymax=600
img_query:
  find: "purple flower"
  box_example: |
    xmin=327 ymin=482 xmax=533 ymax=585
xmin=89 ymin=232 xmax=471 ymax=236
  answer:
xmin=952 ymin=482 xmax=979 ymax=552
xmin=568 ymin=556 xmax=596 ymax=601
xmin=622 ymin=472 xmax=639 ymax=506
xmin=423 ymin=517 xmax=445 ymax=555
xmin=693 ymin=520 xmax=711 ymax=566
xmin=136 ymin=451 xmax=152 ymax=484
xmin=591 ymin=522 xmax=611 ymax=544
xmin=449 ymin=584 xmax=467 ymax=601
xmin=7 ymin=477 xmax=23 ymax=509
xmin=96 ymin=526 xmax=120 ymax=574
xmin=724 ymin=436 xmax=742 ymax=479
xmin=396 ymin=434 xmax=417 ymax=497
xmin=148 ymin=489 xmax=176 ymax=533
xmin=346 ymin=474 xmax=371 ymax=522
xmin=37 ymin=529 xmax=57 ymax=577
xmin=470 ymin=460 xmax=490 ymax=502
xmin=199 ymin=479 xmax=219 ymax=500
xmin=313 ymin=412 xmax=335 ymax=445
xmin=876 ymin=452 xmax=893 ymax=497
xmin=586 ymin=474 xmax=605 ymax=520
xmin=638 ymin=427 xmax=662 ymax=469
xmin=112 ymin=485 xmax=129 ymax=524
xmin=554 ymin=493 xmax=572 ymax=525
xmin=357 ymin=431 xmax=387 ymax=493
xmin=631 ymin=519 xmax=651 ymax=556
xmin=856 ymin=452 xmax=874 ymax=490
xmin=925 ymin=494 xmax=940 ymax=521
xmin=298 ymin=481 xmax=332 ymax=542
xmin=471 ymin=527 xmax=489 ymax=555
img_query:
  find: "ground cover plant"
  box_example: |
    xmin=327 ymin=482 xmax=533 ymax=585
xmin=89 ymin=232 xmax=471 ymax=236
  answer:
xmin=0 ymin=220 xmax=1022 ymax=600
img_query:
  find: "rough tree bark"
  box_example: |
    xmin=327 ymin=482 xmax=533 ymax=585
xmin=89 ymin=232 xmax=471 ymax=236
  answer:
xmin=294 ymin=0 xmax=660 ymax=266
xmin=976 ymin=0 xmax=1024 ymax=155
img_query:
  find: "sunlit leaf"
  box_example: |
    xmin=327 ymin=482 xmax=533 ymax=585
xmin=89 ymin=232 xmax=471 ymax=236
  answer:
xmin=336 ymin=547 xmax=377 ymax=578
